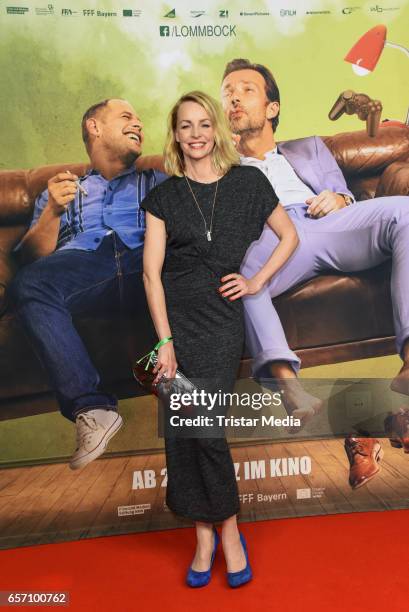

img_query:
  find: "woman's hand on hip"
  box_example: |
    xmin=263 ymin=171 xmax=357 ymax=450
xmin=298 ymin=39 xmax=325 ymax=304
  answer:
xmin=153 ymin=342 xmax=178 ymax=383
xmin=219 ymin=273 xmax=263 ymax=301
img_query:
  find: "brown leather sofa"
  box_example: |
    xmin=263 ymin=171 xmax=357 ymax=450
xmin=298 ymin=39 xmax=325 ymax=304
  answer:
xmin=1 ymin=126 xmax=408 ymax=420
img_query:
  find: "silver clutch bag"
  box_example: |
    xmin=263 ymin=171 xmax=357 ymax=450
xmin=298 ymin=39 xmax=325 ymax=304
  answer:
xmin=133 ymin=348 xmax=198 ymax=400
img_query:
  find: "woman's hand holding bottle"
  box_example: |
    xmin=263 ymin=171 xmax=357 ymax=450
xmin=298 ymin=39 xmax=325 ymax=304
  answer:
xmin=153 ymin=341 xmax=178 ymax=383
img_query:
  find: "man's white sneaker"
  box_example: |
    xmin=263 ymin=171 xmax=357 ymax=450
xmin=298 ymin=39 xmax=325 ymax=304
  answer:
xmin=69 ymin=409 xmax=123 ymax=470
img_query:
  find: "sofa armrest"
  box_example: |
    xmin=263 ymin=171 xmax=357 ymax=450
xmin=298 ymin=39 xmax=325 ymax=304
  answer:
xmin=323 ymin=126 xmax=409 ymax=178
xmin=375 ymin=161 xmax=409 ymax=197
xmin=0 ymin=226 xmax=26 ymax=316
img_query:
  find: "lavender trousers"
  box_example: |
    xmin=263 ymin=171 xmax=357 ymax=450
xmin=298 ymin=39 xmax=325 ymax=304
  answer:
xmin=240 ymin=197 xmax=409 ymax=375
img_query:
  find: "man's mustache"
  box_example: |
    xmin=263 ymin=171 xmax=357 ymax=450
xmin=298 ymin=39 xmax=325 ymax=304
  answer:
xmin=229 ymin=107 xmax=246 ymax=120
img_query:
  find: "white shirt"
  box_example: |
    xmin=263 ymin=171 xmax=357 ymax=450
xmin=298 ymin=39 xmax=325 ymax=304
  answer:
xmin=240 ymin=147 xmax=315 ymax=207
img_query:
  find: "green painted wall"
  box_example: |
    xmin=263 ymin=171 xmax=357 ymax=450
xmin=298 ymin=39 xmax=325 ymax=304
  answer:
xmin=1 ymin=0 xmax=408 ymax=169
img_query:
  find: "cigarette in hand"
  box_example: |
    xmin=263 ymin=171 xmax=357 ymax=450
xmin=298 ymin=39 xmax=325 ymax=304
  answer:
xmin=66 ymin=170 xmax=88 ymax=197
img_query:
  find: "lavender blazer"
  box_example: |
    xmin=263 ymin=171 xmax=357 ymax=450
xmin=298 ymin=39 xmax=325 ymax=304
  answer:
xmin=277 ymin=136 xmax=355 ymax=200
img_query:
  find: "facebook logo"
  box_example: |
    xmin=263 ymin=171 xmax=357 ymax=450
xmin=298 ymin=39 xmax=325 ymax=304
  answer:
xmin=160 ymin=25 xmax=170 ymax=36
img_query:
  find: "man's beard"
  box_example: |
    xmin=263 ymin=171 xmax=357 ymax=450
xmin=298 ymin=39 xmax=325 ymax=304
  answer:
xmin=230 ymin=114 xmax=265 ymax=138
xmin=103 ymin=140 xmax=141 ymax=168
xmin=120 ymin=149 xmax=141 ymax=167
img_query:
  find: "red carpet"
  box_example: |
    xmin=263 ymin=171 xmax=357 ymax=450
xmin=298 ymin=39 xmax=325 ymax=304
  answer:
xmin=0 ymin=510 xmax=405 ymax=611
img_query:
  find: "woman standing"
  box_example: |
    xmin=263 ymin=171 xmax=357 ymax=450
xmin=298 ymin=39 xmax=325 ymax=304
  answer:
xmin=142 ymin=91 xmax=298 ymax=587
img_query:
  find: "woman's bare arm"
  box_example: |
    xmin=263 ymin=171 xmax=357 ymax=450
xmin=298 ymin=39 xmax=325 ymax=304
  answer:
xmin=143 ymin=212 xmax=178 ymax=380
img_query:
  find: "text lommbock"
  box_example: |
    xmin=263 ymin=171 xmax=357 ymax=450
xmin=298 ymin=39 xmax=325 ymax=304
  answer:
xmin=160 ymin=24 xmax=237 ymax=38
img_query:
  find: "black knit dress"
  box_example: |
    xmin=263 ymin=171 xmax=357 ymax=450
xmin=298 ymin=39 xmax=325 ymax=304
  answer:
xmin=141 ymin=165 xmax=278 ymax=522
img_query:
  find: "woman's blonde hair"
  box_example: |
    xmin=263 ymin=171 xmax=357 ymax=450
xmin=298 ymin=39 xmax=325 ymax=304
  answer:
xmin=163 ymin=90 xmax=240 ymax=177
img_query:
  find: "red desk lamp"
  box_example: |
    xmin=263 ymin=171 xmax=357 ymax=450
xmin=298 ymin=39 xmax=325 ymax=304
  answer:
xmin=344 ymin=25 xmax=409 ymax=126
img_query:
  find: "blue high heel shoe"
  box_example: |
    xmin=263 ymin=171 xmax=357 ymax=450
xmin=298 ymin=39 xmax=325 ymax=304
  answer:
xmin=186 ymin=529 xmax=219 ymax=588
xmin=227 ymin=533 xmax=253 ymax=588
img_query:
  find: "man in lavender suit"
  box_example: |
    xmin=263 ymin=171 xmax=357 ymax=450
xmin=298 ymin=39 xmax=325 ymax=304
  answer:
xmin=221 ymin=58 xmax=409 ymax=489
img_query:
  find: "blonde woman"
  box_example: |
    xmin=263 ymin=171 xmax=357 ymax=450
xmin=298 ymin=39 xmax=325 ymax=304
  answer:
xmin=142 ymin=91 xmax=298 ymax=587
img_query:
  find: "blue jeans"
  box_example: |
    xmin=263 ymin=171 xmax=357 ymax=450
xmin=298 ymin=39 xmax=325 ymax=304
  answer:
xmin=11 ymin=233 xmax=143 ymax=422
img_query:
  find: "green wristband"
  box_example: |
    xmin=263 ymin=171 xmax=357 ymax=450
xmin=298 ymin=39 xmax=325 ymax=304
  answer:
xmin=136 ymin=336 xmax=173 ymax=371
xmin=154 ymin=336 xmax=173 ymax=350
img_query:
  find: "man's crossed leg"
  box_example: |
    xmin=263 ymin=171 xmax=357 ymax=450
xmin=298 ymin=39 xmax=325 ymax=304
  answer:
xmin=241 ymin=196 xmax=409 ymax=487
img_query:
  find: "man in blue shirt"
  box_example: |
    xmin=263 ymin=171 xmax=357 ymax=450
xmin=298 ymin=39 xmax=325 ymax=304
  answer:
xmin=11 ymin=98 xmax=167 ymax=470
